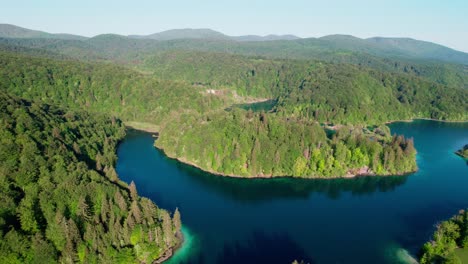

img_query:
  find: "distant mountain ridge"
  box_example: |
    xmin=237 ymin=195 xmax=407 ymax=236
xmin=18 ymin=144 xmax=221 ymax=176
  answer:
xmin=129 ymin=28 xmax=230 ymax=40
xmin=1 ymin=24 xmax=467 ymax=65
xmin=315 ymin=34 xmax=468 ymax=65
xmin=232 ymin=34 xmax=300 ymax=42
xmin=128 ymin=28 xmax=300 ymax=42
xmin=0 ymin=23 xmax=87 ymax=40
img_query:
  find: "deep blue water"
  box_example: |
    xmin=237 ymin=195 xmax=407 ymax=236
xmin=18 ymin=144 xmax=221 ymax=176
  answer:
xmin=116 ymin=120 xmax=468 ymax=264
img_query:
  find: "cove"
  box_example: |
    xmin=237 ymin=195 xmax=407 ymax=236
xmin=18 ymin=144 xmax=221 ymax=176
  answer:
xmin=116 ymin=120 xmax=468 ymax=264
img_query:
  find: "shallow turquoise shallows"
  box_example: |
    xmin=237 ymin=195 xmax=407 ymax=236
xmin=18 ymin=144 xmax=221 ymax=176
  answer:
xmin=116 ymin=120 xmax=468 ymax=264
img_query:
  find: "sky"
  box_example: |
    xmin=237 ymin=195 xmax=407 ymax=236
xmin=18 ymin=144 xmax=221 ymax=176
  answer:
xmin=1 ymin=0 xmax=468 ymax=52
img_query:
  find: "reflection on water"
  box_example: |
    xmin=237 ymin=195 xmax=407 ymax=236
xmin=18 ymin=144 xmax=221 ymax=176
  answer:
xmin=167 ymin=154 xmax=408 ymax=202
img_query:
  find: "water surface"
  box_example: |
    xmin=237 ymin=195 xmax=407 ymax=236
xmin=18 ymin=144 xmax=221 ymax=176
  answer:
xmin=228 ymin=99 xmax=276 ymax=112
xmin=116 ymin=120 xmax=468 ymax=264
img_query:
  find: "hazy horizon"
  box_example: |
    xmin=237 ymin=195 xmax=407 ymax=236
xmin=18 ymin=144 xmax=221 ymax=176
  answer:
xmin=2 ymin=0 xmax=467 ymax=52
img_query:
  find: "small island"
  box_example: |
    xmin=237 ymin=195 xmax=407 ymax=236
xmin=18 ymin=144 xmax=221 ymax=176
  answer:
xmin=456 ymin=144 xmax=468 ymax=159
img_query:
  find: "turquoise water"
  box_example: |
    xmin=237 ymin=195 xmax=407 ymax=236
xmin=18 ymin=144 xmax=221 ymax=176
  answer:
xmin=116 ymin=120 xmax=468 ymax=263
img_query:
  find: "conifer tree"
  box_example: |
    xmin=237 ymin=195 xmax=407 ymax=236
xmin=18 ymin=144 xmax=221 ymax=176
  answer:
xmin=129 ymin=181 xmax=138 ymax=201
xmin=173 ymin=208 xmax=182 ymax=233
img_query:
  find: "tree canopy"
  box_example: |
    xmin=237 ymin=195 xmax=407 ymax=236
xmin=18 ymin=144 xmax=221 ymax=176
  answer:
xmin=0 ymin=93 xmax=181 ymax=263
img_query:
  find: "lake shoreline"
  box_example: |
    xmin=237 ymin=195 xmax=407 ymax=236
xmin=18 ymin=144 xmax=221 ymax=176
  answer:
xmin=125 ymin=117 xmax=468 ymax=134
xmin=385 ymin=118 xmax=468 ymax=125
xmin=154 ymin=229 xmax=184 ymax=263
xmin=121 ymin=117 xmax=467 ymax=181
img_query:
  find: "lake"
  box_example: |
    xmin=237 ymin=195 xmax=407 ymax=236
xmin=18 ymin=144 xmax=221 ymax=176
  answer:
xmin=227 ymin=99 xmax=276 ymax=112
xmin=116 ymin=120 xmax=468 ymax=264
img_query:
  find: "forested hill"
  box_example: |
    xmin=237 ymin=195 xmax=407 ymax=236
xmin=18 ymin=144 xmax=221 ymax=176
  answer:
xmin=129 ymin=28 xmax=230 ymax=41
xmin=0 ymin=35 xmax=466 ymax=179
xmin=0 ymin=51 xmax=229 ymax=125
xmin=2 ymin=36 xmax=468 ymax=79
xmin=0 ymin=92 xmax=182 ymax=263
xmin=1 ymin=24 xmax=468 ymax=65
xmin=144 ymin=51 xmax=468 ymax=124
xmin=2 ymin=26 xmax=468 ymax=94
xmin=2 ymin=36 xmax=466 ymax=91
xmin=1 ymin=50 xmax=466 ymax=127
xmin=144 ymin=50 xmax=468 ymax=90
xmin=0 ymin=24 xmax=86 ymax=41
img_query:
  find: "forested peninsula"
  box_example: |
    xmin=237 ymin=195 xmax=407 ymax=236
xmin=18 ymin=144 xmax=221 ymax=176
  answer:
xmin=156 ymin=110 xmax=417 ymax=178
xmin=0 ymin=93 xmax=182 ymax=263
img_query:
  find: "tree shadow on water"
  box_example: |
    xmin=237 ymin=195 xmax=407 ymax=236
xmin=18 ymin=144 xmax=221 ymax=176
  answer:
xmin=171 ymin=157 xmax=409 ymax=203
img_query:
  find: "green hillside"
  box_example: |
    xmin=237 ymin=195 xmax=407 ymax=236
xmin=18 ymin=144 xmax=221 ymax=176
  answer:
xmin=0 ymin=92 xmax=181 ymax=263
xmin=1 ymin=27 xmax=468 ymax=94
xmin=129 ymin=28 xmax=230 ymax=40
xmin=2 ymin=26 xmax=468 ymax=72
xmin=1 ymin=49 xmax=466 ymax=178
xmin=2 ymin=23 xmax=466 ymax=66
xmin=0 ymin=24 xmax=86 ymax=40
xmin=0 ymin=51 xmax=229 ymax=125
xmin=143 ymin=51 xmax=468 ymax=123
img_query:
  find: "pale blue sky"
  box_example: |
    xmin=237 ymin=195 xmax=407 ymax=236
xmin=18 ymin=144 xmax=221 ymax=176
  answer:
xmin=1 ymin=0 xmax=467 ymax=52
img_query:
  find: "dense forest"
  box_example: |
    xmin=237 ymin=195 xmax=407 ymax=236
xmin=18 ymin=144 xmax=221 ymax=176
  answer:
xmin=2 ymin=31 xmax=468 ymax=96
xmin=157 ymin=109 xmax=417 ymax=178
xmin=0 ymin=93 xmax=181 ymax=263
xmin=0 ymin=49 xmax=466 ymax=178
xmin=1 ymin=50 xmax=466 ymax=127
xmin=144 ymin=50 xmax=468 ymax=91
xmin=144 ymin=51 xmax=468 ymax=124
xmin=420 ymin=210 xmax=468 ymax=264
xmin=0 ymin=51 xmax=229 ymax=125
